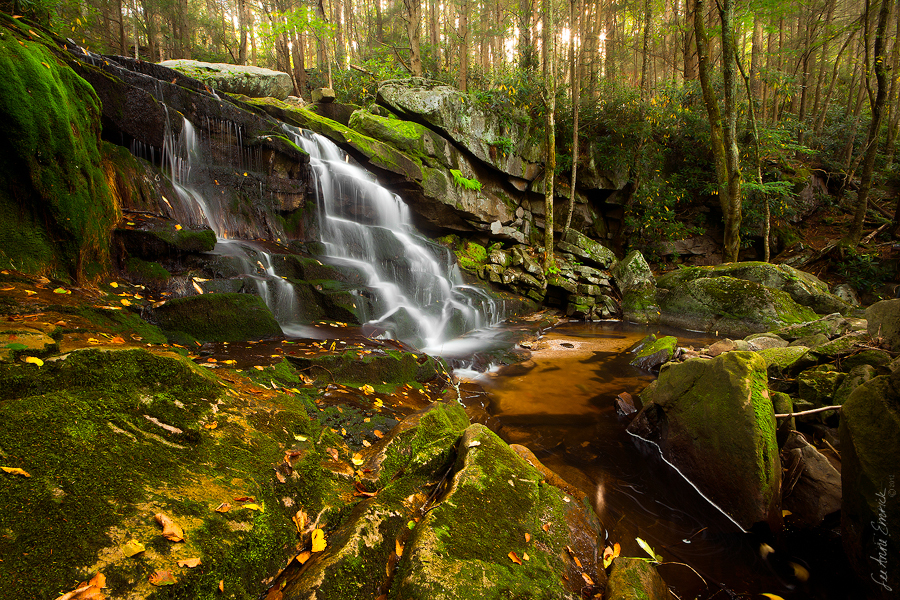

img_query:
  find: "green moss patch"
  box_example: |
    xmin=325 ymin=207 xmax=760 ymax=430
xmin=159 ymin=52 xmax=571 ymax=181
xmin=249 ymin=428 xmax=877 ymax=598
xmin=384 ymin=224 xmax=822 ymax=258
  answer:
xmin=0 ymin=23 xmax=117 ymax=280
xmin=152 ymin=293 xmax=282 ymax=342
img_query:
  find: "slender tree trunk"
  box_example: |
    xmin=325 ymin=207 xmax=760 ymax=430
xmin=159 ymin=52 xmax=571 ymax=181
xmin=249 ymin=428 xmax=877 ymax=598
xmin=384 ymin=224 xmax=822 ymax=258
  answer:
xmin=376 ymin=0 xmax=384 ymax=44
xmin=237 ymin=0 xmax=248 ymax=64
xmin=457 ymin=0 xmax=469 ymax=90
xmin=404 ymin=0 xmax=423 ymax=76
xmin=815 ymin=29 xmax=856 ymax=136
xmin=430 ymin=0 xmax=440 ymax=71
xmin=845 ymin=0 xmax=894 ymax=246
xmin=640 ymin=0 xmax=651 ymax=99
xmin=565 ymin=0 xmax=583 ymax=231
xmin=542 ymin=0 xmax=556 ymax=269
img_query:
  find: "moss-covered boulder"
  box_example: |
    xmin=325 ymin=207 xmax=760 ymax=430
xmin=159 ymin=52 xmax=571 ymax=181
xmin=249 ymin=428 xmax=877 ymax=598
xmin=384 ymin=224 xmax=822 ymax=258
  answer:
xmin=160 ymin=59 xmax=292 ymax=99
xmin=561 ymin=228 xmax=617 ymax=269
xmin=840 ymin=369 xmax=900 ymax=598
xmin=0 ymin=19 xmax=117 ymax=280
xmin=655 ymin=262 xmax=852 ymax=315
xmin=772 ymin=312 xmax=858 ymax=341
xmin=377 ymin=79 xmax=541 ymax=181
xmin=866 ymin=298 xmax=900 ymax=351
xmin=605 ymin=558 xmax=670 ymax=600
xmin=391 ymin=424 xmax=606 ymax=599
xmin=657 ymin=275 xmax=818 ymax=337
xmin=797 ymin=365 xmax=845 ymax=406
xmin=0 ymin=348 xmax=324 ymax=599
xmin=278 ymin=404 xmax=469 ymax=600
xmin=629 ymin=352 xmax=781 ymax=529
xmin=629 ymin=335 xmax=677 ymax=371
xmin=151 ymin=293 xmax=282 ymax=342
xmin=287 ymin=348 xmax=440 ymax=385
xmin=611 ymin=250 xmax=659 ymax=325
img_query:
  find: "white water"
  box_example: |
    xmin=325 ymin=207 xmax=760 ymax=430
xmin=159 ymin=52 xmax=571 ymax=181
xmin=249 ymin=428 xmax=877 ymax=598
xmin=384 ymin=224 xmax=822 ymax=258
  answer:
xmin=155 ymin=111 xmax=504 ymax=350
xmin=284 ymin=126 xmax=505 ymax=352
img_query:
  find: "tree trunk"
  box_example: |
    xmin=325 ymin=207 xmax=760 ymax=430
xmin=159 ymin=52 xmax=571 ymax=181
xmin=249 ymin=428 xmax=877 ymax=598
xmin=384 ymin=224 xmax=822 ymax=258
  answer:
xmin=238 ymin=0 xmax=248 ymax=64
xmin=430 ymin=0 xmax=440 ymax=71
xmin=845 ymin=0 xmax=894 ymax=246
xmin=404 ymin=0 xmax=423 ymax=76
xmin=542 ymin=0 xmax=556 ymax=269
xmin=458 ymin=0 xmax=469 ymax=91
xmin=376 ymin=0 xmax=384 ymax=44
xmin=565 ymin=0 xmax=583 ymax=231
xmin=640 ymin=0 xmax=652 ymax=99
xmin=695 ymin=0 xmax=739 ymax=262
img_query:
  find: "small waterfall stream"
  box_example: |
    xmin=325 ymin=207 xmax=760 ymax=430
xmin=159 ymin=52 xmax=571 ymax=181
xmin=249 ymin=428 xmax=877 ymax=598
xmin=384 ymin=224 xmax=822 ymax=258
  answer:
xmin=155 ymin=110 xmax=504 ymax=350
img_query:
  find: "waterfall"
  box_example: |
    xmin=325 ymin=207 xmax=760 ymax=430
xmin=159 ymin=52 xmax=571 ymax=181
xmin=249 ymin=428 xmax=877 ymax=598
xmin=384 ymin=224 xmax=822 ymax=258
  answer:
xmin=285 ymin=127 xmax=505 ymax=352
xmin=154 ymin=109 xmax=504 ymax=351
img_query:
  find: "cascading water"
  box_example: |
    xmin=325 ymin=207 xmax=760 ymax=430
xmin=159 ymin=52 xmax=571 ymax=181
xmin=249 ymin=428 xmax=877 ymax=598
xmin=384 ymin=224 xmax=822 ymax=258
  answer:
xmin=284 ymin=126 xmax=505 ymax=353
xmin=158 ymin=110 xmax=310 ymax=335
xmin=153 ymin=107 xmax=503 ymax=351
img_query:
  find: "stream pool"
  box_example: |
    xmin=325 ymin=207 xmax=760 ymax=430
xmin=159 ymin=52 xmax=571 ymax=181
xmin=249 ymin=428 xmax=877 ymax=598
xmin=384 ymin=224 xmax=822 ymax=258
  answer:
xmin=457 ymin=320 xmax=857 ymax=600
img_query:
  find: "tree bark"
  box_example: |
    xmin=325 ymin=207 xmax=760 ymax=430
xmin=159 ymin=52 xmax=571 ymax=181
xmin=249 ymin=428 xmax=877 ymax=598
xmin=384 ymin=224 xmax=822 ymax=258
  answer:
xmin=542 ymin=0 xmax=556 ymax=269
xmin=845 ymin=0 xmax=894 ymax=246
xmin=403 ymin=0 xmax=423 ymax=76
xmin=458 ymin=0 xmax=469 ymax=91
xmin=565 ymin=0 xmax=583 ymax=231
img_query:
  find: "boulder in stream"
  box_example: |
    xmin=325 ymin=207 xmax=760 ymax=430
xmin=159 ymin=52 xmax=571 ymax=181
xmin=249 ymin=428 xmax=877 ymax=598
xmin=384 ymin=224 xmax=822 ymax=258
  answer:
xmin=629 ymin=352 xmax=782 ymax=530
xmin=867 ymin=298 xmax=900 ymax=350
xmin=150 ymin=292 xmax=283 ymax=342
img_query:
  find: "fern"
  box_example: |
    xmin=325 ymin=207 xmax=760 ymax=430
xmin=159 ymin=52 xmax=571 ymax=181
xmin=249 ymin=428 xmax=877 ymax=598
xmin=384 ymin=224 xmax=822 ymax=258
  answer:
xmin=450 ymin=169 xmax=482 ymax=191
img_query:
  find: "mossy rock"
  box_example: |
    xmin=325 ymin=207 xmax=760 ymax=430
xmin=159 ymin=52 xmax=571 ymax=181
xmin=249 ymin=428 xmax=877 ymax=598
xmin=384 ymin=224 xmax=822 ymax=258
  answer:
xmin=797 ymin=365 xmax=846 ymax=407
xmin=391 ymin=424 xmax=605 ymax=599
xmin=115 ymin=222 xmax=217 ymax=260
xmin=841 ymin=349 xmax=893 ymax=373
xmin=773 ymin=312 xmax=856 ymax=342
xmin=151 ymin=293 xmax=282 ymax=342
xmin=0 ymin=348 xmax=319 ymax=599
xmin=605 ymin=558 xmax=670 ymax=600
xmin=123 ymin=256 xmax=171 ymax=288
xmin=655 ymin=262 xmax=852 ymax=315
xmin=810 ymin=331 xmax=868 ymax=359
xmin=657 ymin=275 xmax=818 ymax=338
xmin=279 ymin=404 xmax=469 ymax=600
xmin=629 ymin=335 xmax=677 ymax=371
xmin=287 ymin=348 xmax=439 ymax=385
xmin=834 ymin=364 xmax=877 ymax=405
xmin=630 ymin=352 xmax=781 ymax=529
xmin=757 ymin=346 xmax=817 ymax=385
xmin=0 ymin=24 xmax=117 ymax=280
xmin=866 ymin=298 xmax=900 ymax=351
xmin=840 ymin=369 xmax=900 ymax=598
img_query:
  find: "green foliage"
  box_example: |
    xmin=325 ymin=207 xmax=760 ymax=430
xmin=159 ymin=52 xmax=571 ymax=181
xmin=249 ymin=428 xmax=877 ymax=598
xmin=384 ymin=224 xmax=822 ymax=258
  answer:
xmin=836 ymin=249 xmax=893 ymax=294
xmin=450 ymin=169 xmax=482 ymax=191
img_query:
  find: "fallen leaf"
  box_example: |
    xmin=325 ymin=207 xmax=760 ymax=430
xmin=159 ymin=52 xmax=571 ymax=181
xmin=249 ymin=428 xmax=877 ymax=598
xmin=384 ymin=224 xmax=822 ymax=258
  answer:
xmin=635 ymin=537 xmax=660 ymax=561
xmin=523 ymin=552 xmax=530 ymax=561
xmin=395 ymin=539 xmax=404 ymax=556
xmin=175 ymin=224 xmax=182 ymax=231
xmin=122 ymin=539 xmax=146 ymax=557
xmin=351 ymin=453 xmax=364 ymax=466
xmin=24 ymin=356 xmax=43 ymax=367
xmin=0 ymin=286 xmax=14 ymax=291
xmin=782 ymin=509 xmax=792 ymax=517
xmin=204 ymin=421 xmax=218 ymax=430
xmin=325 ymin=447 xmax=339 ymax=461
xmin=789 ymin=562 xmax=809 ymax=582
xmin=219 ymin=580 xmax=224 ymax=592
xmin=253 ymin=365 xmax=265 ymax=371
xmin=120 ymin=298 xmax=131 ymax=306
xmin=110 ymin=336 xmax=125 ymax=344
xmin=373 ymin=429 xmax=384 ymax=438
xmin=508 ymin=551 xmax=522 ymax=565
xmin=373 ymin=398 xmax=383 ymax=408
xmin=581 ymin=572 xmax=594 ymax=586
xmin=1 ymin=466 xmax=30 ymax=477
xmin=52 ymin=287 xmax=71 ymax=294
xmin=55 ymin=572 xmax=106 ymax=600
xmin=542 ymin=523 xmax=550 ymax=532
xmin=467 ymin=440 xmax=482 ymax=448
xmin=292 ymin=509 xmax=307 ymax=532
xmin=234 ymin=496 xmax=253 ymax=502
xmin=760 ymin=595 xmax=786 ymax=600
xmin=360 ymin=384 xmax=375 ymax=395
xmin=573 ymin=555 xmax=583 ymax=568
xmin=177 ymin=557 xmax=202 ymax=568
xmin=24 ymin=290 xmax=37 ymax=295
xmin=109 ymin=282 xmax=119 ymax=288
xmin=149 ymin=570 xmax=177 ymax=586
xmin=155 ymin=513 xmax=185 ymax=542
xmin=296 ymin=550 xmax=312 ymax=564
xmin=87 ymin=337 xmax=101 ymax=344
xmin=242 ymin=503 xmax=263 ymax=511
xmin=311 ymin=528 xmax=326 ymax=552
xmin=602 ymin=543 xmax=621 ymax=568
xmin=215 ymin=502 xmax=232 ymax=513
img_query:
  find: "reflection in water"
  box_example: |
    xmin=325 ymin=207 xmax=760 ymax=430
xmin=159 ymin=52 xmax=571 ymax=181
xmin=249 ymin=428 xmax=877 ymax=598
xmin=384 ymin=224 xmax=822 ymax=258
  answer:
xmin=459 ymin=320 xmax=854 ymax=600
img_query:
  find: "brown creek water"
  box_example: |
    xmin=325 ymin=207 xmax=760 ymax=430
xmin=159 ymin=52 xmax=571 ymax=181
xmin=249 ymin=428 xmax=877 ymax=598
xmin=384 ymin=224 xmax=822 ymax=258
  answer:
xmin=458 ymin=320 xmax=858 ymax=600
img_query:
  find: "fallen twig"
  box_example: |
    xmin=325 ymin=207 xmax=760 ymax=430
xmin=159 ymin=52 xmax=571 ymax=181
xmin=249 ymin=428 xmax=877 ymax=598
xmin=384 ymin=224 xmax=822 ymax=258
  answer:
xmin=775 ymin=405 xmax=842 ymax=418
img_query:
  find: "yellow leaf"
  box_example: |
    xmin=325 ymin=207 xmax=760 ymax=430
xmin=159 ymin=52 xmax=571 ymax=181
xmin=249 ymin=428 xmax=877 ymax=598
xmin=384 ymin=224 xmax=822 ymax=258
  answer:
xmin=581 ymin=572 xmax=594 ymax=586
xmin=524 ymin=532 xmax=531 ymax=543
xmin=41 ymin=61 xmax=50 ymax=69
xmin=243 ymin=503 xmax=263 ymax=511
xmin=155 ymin=513 xmax=185 ymax=542
xmin=120 ymin=298 xmax=131 ymax=306
xmin=214 ymin=502 xmax=232 ymax=513
xmin=782 ymin=510 xmax=792 ymax=517
xmin=311 ymin=528 xmax=326 ymax=552
xmin=508 ymin=551 xmax=522 ymax=565
xmin=292 ymin=509 xmax=307 ymax=532
xmin=24 ymin=290 xmax=37 ymax=295
xmin=110 ymin=282 xmax=119 ymax=288
xmin=175 ymin=224 xmax=182 ymax=230
xmin=177 ymin=557 xmax=202 ymax=568
xmin=395 ymin=539 xmax=404 ymax=556
xmin=254 ymin=365 xmax=265 ymax=371
xmin=122 ymin=539 xmax=146 ymax=557
xmin=149 ymin=570 xmax=177 ymax=586
xmin=360 ymin=384 xmax=375 ymax=395
xmin=87 ymin=337 xmax=101 ymax=344
xmin=296 ymin=550 xmax=312 ymax=564
xmin=373 ymin=399 xmax=383 ymax=408
xmin=24 ymin=356 xmax=43 ymax=367
xmin=351 ymin=454 xmax=364 ymax=466
xmin=1 ymin=466 xmax=30 ymax=477
xmin=760 ymin=595 xmax=786 ymax=600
